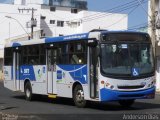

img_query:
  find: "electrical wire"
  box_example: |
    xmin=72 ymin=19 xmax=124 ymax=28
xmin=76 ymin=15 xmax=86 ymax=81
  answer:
xmin=68 ymin=0 xmax=147 ymax=23
xmin=82 ymin=0 xmax=147 ymax=23
xmin=101 ymin=4 xmax=140 ymax=29
xmin=137 ymin=0 xmax=151 ymax=19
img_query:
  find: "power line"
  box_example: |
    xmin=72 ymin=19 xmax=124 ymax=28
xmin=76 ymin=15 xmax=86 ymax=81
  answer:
xmin=68 ymin=0 xmax=147 ymax=23
xmin=82 ymin=0 xmax=147 ymax=23
xmin=69 ymin=0 xmax=140 ymax=22
xmin=128 ymin=22 xmax=149 ymax=29
xmin=137 ymin=0 xmax=152 ymax=19
xmin=102 ymin=4 xmax=140 ymax=29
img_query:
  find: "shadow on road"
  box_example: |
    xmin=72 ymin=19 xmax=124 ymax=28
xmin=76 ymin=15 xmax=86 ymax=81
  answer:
xmin=1 ymin=106 xmax=18 ymax=111
xmin=12 ymin=95 xmax=160 ymax=111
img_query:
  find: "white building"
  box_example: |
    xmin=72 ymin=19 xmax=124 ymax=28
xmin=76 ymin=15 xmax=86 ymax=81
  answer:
xmin=148 ymin=0 xmax=160 ymax=91
xmin=0 ymin=0 xmax=128 ymax=78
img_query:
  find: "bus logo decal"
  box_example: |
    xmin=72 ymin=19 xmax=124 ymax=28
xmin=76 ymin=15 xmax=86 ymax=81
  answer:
xmin=132 ymin=68 xmax=139 ymax=76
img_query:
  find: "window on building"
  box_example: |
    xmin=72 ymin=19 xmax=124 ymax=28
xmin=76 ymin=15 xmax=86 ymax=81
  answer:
xmin=21 ymin=0 xmax=26 ymax=5
xmin=41 ymin=16 xmax=46 ymax=20
xmin=59 ymin=34 xmax=64 ymax=36
xmin=71 ymin=8 xmax=78 ymax=14
xmin=57 ymin=21 xmax=64 ymax=27
xmin=50 ymin=7 xmax=56 ymax=11
xmin=50 ymin=20 xmax=55 ymax=24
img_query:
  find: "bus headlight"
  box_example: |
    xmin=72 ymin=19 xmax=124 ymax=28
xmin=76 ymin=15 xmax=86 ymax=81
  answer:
xmin=148 ymin=80 xmax=155 ymax=88
xmin=105 ymin=83 xmax=114 ymax=89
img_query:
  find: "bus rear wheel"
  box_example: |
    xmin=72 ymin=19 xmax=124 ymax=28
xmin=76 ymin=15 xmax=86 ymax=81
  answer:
xmin=24 ymin=82 xmax=33 ymax=101
xmin=118 ymin=99 xmax=135 ymax=107
xmin=73 ymin=85 xmax=86 ymax=108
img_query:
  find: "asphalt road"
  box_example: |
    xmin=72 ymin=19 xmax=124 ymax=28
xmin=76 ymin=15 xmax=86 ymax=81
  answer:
xmin=0 ymin=81 xmax=160 ymax=120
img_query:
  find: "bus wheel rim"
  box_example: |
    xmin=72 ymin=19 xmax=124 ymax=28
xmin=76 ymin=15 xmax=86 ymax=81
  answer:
xmin=26 ymin=89 xmax=30 ymax=98
xmin=76 ymin=90 xmax=84 ymax=102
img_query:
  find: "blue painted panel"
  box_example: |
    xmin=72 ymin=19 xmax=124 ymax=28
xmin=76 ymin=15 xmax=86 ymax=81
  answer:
xmin=19 ymin=65 xmax=36 ymax=81
xmin=16 ymin=70 xmax=19 ymax=80
xmin=57 ymin=70 xmax=62 ymax=79
xmin=100 ymin=87 xmax=155 ymax=102
xmin=45 ymin=33 xmax=89 ymax=43
xmin=12 ymin=43 xmax=21 ymax=47
xmin=57 ymin=65 xmax=88 ymax=84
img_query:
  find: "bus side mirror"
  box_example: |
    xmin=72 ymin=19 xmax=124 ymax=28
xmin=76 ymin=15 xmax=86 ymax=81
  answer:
xmin=87 ymin=39 xmax=98 ymax=47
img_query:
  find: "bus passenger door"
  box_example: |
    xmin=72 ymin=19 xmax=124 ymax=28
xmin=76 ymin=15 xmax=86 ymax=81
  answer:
xmin=89 ymin=46 xmax=99 ymax=99
xmin=13 ymin=49 xmax=20 ymax=91
xmin=47 ymin=49 xmax=57 ymax=94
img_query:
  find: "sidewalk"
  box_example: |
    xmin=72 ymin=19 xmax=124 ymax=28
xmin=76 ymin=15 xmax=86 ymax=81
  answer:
xmin=156 ymin=91 xmax=160 ymax=95
xmin=0 ymin=70 xmax=3 ymax=82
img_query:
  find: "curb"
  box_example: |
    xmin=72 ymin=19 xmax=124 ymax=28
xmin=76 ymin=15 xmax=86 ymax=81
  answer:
xmin=156 ymin=91 xmax=160 ymax=95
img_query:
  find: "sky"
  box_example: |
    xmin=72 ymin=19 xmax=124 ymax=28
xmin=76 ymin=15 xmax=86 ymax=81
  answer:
xmin=0 ymin=0 xmax=148 ymax=29
xmin=87 ymin=0 xmax=148 ymax=30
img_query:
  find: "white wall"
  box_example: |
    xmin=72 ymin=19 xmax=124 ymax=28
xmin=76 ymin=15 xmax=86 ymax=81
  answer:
xmin=0 ymin=4 xmax=41 ymax=42
xmin=0 ymin=3 xmax=128 ymax=58
xmin=39 ymin=6 xmax=127 ymax=37
xmin=80 ymin=11 xmax=127 ymax=32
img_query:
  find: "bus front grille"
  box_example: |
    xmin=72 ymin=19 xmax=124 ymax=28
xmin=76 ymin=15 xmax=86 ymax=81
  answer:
xmin=117 ymin=85 xmax=145 ymax=89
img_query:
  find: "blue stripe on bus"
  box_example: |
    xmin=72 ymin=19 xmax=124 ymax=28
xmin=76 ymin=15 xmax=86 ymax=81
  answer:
xmin=45 ymin=33 xmax=89 ymax=43
xmin=57 ymin=65 xmax=88 ymax=84
xmin=100 ymin=87 xmax=155 ymax=102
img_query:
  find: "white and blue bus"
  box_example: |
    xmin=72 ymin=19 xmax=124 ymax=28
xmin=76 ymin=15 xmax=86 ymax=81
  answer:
xmin=4 ymin=30 xmax=155 ymax=107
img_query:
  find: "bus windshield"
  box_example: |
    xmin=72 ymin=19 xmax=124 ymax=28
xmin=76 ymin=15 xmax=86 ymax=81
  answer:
xmin=100 ymin=43 xmax=154 ymax=77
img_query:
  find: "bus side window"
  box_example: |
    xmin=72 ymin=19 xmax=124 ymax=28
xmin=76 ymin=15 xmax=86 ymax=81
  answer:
xmin=4 ymin=48 xmax=13 ymax=66
xmin=69 ymin=42 xmax=86 ymax=64
xmin=58 ymin=44 xmax=69 ymax=64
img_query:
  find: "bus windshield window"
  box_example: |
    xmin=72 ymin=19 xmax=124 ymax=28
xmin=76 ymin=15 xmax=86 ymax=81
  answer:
xmin=101 ymin=43 xmax=154 ymax=76
xmin=130 ymin=44 xmax=154 ymax=74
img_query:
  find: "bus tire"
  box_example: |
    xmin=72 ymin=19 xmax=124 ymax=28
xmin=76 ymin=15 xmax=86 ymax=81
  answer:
xmin=24 ymin=82 xmax=33 ymax=101
xmin=118 ymin=99 xmax=135 ymax=107
xmin=73 ymin=85 xmax=86 ymax=108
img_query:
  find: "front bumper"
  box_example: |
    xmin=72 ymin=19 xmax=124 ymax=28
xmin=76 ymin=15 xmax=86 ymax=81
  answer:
xmin=100 ymin=87 xmax=155 ymax=102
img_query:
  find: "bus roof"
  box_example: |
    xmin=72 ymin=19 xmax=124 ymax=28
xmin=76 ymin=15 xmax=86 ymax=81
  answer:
xmin=5 ymin=33 xmax=89 ymax=48
xmin=45 ymin=33 xmax=89 ymax=43
xmin=5 ymin=31 xmax=149 ymax=48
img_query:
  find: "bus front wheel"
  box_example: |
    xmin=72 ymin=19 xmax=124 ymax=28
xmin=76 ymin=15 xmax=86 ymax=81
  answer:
xmin=73 ymin=85 xmax=86 ymax=108
xmin=118 ymin=99 xmax=135 ymax=107
xmin=24 ymin=82 xmax=33 ymax=101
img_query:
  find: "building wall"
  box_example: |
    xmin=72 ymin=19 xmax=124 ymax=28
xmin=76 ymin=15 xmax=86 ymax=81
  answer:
xmin=148 ymin=0 xmax=160 ymax=91
xmin=38 ymin=6 xmax=127 ymax=37
xmin=0 ymin=4 xmax=41 ymax=44
xmin=0 ymin=1 xmax=127 ymax=59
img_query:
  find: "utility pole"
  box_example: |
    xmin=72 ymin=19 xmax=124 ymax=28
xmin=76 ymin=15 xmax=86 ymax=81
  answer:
xmin=150 ymin=0 xmax=156 ymax=56
xmin=18 ymin=8 xmax=37 ymax=39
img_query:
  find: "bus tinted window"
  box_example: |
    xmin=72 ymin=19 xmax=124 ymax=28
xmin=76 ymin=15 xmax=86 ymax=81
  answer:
xmin=21 ymin=44 xmax=46 ymax=65
xmin=4 ymin=48 xmax=13 ymax=65
xmin=69 ymin=42 xmax=86 ymax=64
xmin=40 ymin=44 xmax=46 ymax=65
xmin=102 ymin=33 xmax=150 ymax=42
xmin=57 ymin=41 xmax=87 ymax=65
